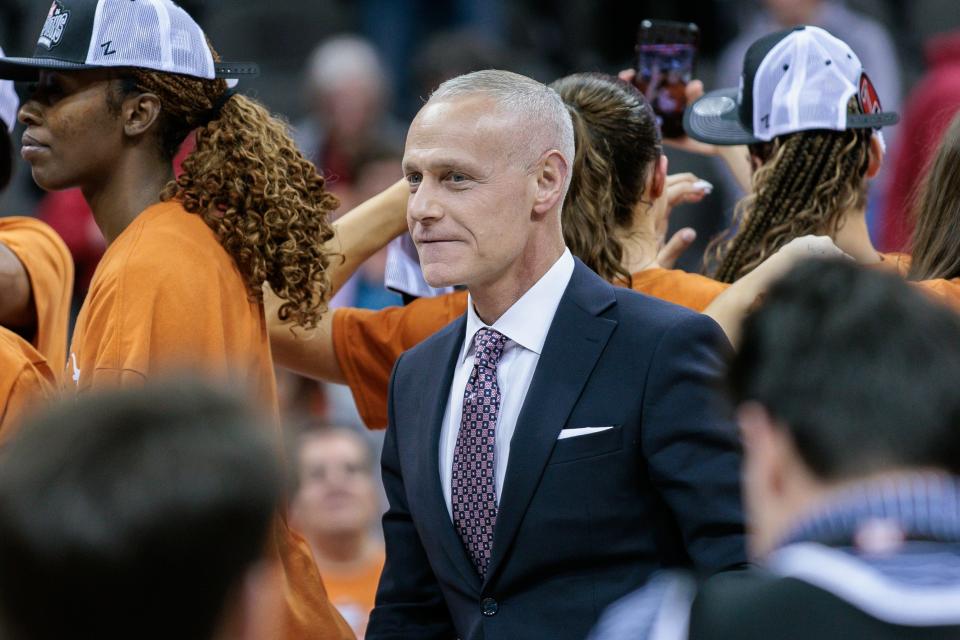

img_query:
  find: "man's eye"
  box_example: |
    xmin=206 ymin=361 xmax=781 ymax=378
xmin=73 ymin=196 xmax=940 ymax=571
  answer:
xmin=406 ymin=173 xmax=422 ymax=186
xmin=448 ymin=173 xmax=467 ymax=183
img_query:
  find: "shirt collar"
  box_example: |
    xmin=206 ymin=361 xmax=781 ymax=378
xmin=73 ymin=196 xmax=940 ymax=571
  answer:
xmin=461 ymin=248 xmax=575 ymax=362
xmin=777 ymin=472 xmax=960 ymax=550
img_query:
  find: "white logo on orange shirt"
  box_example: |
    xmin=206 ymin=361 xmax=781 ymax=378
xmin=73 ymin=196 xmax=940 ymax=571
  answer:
xmin=70 ymin=353 xmax=80 ymax=385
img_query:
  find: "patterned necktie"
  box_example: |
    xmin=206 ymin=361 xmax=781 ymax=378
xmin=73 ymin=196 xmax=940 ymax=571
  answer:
xmin=451 ymin=327 xmax=508 ymax=578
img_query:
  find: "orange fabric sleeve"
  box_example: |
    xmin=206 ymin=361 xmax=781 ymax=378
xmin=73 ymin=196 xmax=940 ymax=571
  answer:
xmin=630 ymin=268 xmax=730 ymax=312
xmin=914 ymin=278 xmax=960 ymax=311
xmin=0 ymin=217 xmax=74 ymax=373
xmin=274 ymin=518 xmax=356 ymax=640
xmin=0 ymin=329 xmax=58 ymax=443
xmin=333 ymin=291 xmax=469 ymax=429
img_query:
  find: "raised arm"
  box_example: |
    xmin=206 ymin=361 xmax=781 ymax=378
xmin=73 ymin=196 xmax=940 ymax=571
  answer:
xmin=267 ymin=179 xmax=409 ymax=382
xmin=704 ymin=236 xmax=845 ymax=347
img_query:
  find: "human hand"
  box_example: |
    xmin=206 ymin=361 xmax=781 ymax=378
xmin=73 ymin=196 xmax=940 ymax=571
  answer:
xmin=648 ymin=173 xmax=712 ymax=269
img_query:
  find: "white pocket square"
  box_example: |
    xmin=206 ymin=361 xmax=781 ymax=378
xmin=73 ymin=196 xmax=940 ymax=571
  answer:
xmin=557 ymin=426 xmax=614 ymax=440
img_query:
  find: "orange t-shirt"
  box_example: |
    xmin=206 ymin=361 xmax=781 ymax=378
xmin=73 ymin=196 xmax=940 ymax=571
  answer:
xmin=0 ymin=217 xmax=73 ymax=373
xmin=69 ymin=200 xmax=352 ymax=640
xmin=0 ymin=327 xmax=58 ymax=442
xmin=322 ymin=547 xmax=386 ymax=638
xmin=332 ymin=267 xmax=730 ymax=428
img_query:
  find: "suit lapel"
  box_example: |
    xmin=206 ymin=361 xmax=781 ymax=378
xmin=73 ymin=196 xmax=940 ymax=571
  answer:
xmin=484 ymin=262 xmax=618 ymax=585
xmin=405 ymin=315 xmax=483 ymax=591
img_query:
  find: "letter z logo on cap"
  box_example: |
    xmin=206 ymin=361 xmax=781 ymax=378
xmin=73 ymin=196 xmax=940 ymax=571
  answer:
xmin=38 ymin=1 xmax=71 ymax=50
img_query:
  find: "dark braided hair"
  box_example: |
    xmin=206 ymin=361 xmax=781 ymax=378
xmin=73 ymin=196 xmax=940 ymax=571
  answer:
xmin=109 ymin=45 xmax=339 ymax=330
xmin=706 ymin=128 xmax=871 ymax=283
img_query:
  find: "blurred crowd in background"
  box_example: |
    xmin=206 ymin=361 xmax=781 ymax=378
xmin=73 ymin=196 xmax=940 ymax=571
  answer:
xmin=0 ymin=3 xmax=958 ymax=633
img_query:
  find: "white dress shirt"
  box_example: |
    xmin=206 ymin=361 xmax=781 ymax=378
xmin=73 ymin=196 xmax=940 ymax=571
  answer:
xmin=440 ymin=248 xmax=575 ymax=519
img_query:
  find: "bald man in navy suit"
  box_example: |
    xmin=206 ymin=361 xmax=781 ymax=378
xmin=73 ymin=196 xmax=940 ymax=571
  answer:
xmin=367 ymin=69 xmax=745 ymax=640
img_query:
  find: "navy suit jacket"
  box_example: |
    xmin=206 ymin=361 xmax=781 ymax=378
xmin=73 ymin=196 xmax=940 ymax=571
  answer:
xmin=368 ymin=259 xmax=746 ymax=640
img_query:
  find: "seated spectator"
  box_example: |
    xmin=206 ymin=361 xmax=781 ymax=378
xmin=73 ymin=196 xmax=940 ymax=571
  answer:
xmin=290 ymin=425 xmax=385 ymax=638
xmin=293 ymin=35 xmax=405 ymax=199
xmin=591 ymin=258 xmax=960 ymax=639
xmin=0 ymin=382 xmax=287 ymax=640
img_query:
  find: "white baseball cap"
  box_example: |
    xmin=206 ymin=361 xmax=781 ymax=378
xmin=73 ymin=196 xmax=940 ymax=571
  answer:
xmin=0 ymin=47 xmax=17 ymax=133
xmin=684 ymin=25 xmax=898 ymax=145
xmin=0 ymin=0 xmax=257 ymax=87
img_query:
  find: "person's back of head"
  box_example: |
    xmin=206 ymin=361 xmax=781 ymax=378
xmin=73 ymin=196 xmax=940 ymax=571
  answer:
xmin=729 ymin=258 xmax=960 ymax=554
xmin=549 ymin=73 xmax=663 ymax=286
xmin=0 ymin=382 xmax=283 ymax=640
xmin=684 ymin=26 xmax=896 ymax=282
xmin=908 ymin=110 xmax=960 ymax=281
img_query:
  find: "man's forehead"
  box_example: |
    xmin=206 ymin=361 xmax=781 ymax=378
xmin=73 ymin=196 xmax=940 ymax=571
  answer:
xmin=404 ymin=96 xmax=522 ymax=165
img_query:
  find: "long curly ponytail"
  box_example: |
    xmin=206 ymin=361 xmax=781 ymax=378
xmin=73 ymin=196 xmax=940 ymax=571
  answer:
xmin=117 ymin=47 xmax=338 ymax=330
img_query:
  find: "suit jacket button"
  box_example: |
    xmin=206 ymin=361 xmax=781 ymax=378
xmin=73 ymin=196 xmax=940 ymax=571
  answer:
xmin=481 ymin=597 xmax=499 ymax=616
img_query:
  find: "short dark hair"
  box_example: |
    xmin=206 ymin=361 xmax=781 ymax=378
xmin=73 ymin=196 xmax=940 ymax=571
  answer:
xmin=729 ymin=258 xmax=960 ymax=480
xmin=0 ymin=382 xmax=283 ymax=640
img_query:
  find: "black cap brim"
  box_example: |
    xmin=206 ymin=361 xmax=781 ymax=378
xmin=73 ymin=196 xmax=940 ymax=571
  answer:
xmin=683 ymin=87 xmax=762 ymax=146
xmin=0 ymin=57 xmax=101 ymax=81
xmin=0 ymin=57 xmax=259 ymax=82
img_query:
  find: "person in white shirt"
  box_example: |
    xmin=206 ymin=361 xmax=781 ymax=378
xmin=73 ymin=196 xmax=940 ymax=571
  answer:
xmin=367 ymin=69 xmax=746 ymax=640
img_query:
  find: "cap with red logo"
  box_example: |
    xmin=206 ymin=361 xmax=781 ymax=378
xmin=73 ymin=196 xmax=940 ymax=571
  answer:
xmin=684 ymin=25 xmax=898 ymax=145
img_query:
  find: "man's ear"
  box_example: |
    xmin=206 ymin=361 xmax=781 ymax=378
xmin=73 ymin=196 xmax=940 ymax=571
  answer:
xmin=122 ymin=92 xmax=163 ymax=139
xmin=738 ymin=401 xmax=788 ymax=496
xmin=531 ymin=149 xmax=569 ymax=217
xmin=649 ymin=154 xmax=668 ymax=199
xmin=866 ymin=133 xmax=884 ymax=179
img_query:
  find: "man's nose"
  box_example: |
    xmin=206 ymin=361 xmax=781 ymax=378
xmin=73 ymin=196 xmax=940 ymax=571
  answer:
xmin=407 ymin=179 xmax=444 ymax=225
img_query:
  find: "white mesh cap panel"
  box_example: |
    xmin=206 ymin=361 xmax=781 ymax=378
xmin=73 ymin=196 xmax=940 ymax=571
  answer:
xmin=86 ymin=0 xmax=214 ymax=79
xmin=752 ymin=26 xmax=863 ymax=141
xmin=0 ymin=47 xmax=18 ymax=132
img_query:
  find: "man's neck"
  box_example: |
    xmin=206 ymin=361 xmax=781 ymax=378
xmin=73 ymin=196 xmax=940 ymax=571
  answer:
xmin=83 ymin=153 xmax=174 ymax=245
xmin=470 ymin=243 xmax=566 ymax=325
xmin=833 ymin=209 xmax=881 ymax=265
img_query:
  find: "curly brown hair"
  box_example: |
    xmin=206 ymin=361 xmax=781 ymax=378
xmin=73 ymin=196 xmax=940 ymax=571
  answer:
xmin=706 ymin=128 xmax=871 ymax=283
xmin=112 ymin=48 xmax=339 ymax=329
xmin=549 ymin=73 xmax=662 ymax=286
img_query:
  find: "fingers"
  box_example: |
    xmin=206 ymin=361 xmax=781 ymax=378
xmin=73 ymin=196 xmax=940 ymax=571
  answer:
xmin=618 ymin=68 xmax=637 ymax=83
xmin=666 ymin=175 xmax=713 ymax=208
xmin=685 ymin=79 xmax=705 ymax=102
xmin=656 ymin=228 xmax=697 ymax=270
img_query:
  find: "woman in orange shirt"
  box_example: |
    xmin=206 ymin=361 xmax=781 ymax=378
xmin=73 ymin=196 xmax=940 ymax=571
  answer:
xmin=1 ymin=1 xmax=350 ymax=637
xmin=706 ymin=112 xmax=960 ymax=346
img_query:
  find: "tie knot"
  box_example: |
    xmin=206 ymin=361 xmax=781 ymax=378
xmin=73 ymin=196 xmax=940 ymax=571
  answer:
xmin=473 ymin=328 xmax=507 ymax=368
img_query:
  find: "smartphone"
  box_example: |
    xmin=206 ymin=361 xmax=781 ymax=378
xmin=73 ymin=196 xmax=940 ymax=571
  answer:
xmin=634 ymin=20 xmax=699 ymax=139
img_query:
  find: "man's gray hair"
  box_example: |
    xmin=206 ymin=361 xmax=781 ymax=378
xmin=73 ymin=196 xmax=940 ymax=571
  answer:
xmin=430 ymin=69 xmax=575 ymax=191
